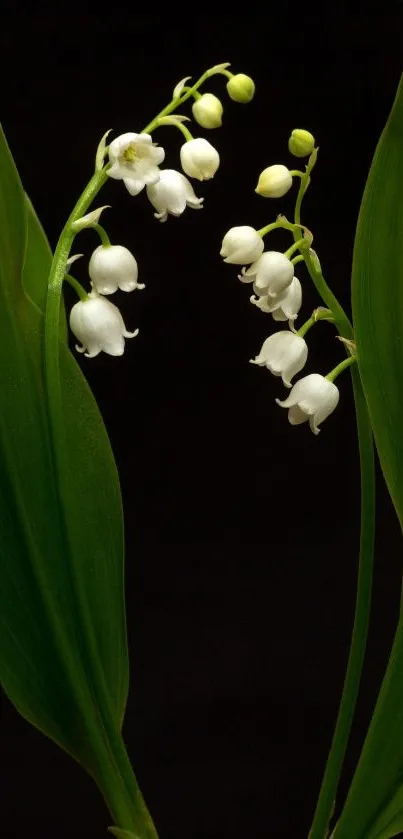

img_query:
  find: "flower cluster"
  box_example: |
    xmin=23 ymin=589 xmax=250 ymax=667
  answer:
xmin=219 ymin=128 xmax=356 ymax=434
xmin=64 ymin=63 xmax=255 ymax=359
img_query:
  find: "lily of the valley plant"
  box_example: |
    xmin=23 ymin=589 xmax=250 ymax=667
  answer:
xmin=1 ymin=58 xmax=403 ymax=839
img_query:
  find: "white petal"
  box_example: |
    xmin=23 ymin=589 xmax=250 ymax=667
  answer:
xmin=107 ymin=162 xmax=128 ymax=180
xmin=142 ymin=167 xmax=163 ymax=186
xmin=271 ymin=309 xmax=288 ymax=321
xmin=310 ymin=383 xmax=339 ymax=433
xmin=135 ymin=133 xmax=153 ymax=144
xmin=276 ymin=392 xmax=299 ymax=409
xmin=150 ymin=146 xmax=166 ymax=166
xmin=288 ymin=405 xmax=309 ymax=426
xmin=281 ymin=277 xmax=302 ymax=317
xmin=123 ymin=177 xmax=146 ymax=195
xmin=154 ymin=210 xmax=168 ymax=222
xmin=182 ymin=176 xmax=204 ymax=208
xmin=84 ymin=344 xmax=102 ymax=359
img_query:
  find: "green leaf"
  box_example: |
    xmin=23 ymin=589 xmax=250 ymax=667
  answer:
xmin=332 ymin=75 xmax=403 ymax=839
xmin=0 ymin=123 xmax=128 ymax=771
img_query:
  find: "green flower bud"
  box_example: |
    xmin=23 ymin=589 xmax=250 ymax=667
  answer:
xmin=226 ymin=73 xmax=255 ymax=103
xmin=288 ymin=129 xmax=315 ymax=158
xmin=255 ymin=165 xmax=293 ymax=198
xmin=192 ymin=93 xmax=223 ymax=129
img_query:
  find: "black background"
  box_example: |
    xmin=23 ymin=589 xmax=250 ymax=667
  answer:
xmin=1 ymin=7 xmax=403 ymax=839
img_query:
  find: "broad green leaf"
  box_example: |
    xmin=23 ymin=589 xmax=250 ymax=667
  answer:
xmin=332 ymin=75 xmax=403 ymax=839
xmin=0 ymin=122 xmax=128 ymax=775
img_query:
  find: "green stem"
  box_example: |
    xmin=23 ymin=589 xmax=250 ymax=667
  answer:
xmin=293 ymin=179 xmax=352 ymax=339
xmin=285 ymin=237 xmax=306 ymax=260
xmin=216 ymin=68 xmax=233 ymax=80
xmin=297 ymin=308 xmax=333 ymax=338
xmin=293 ymin=157 xmax=376 ymax=839
xmin=154 ymin=118 xmax=193 ymax=142
xmin=94 ymin=223 xmax=111 ymax=247
xmin=45 ymin=167 xmax=108 ymax=388
xmin=44 ymin=166 xmax=158 ymax=837
xmin=327 ymin=355 xmax=357 ymax=383
xmin=65 ymin=274 xmax=88 ymax=300
xmin=143 ymin=64 xmax=227 ymax=134
xmin=308 ymin=371 xmax=375 ymax=839
xmin=257 ymin=218 xmax=302 ymax=238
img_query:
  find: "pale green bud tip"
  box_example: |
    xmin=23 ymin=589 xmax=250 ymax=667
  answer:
xmin=255 ymin=165 xmax=293 ymax=198
xmin=288 ymin=129 xmax=315 ymax=158
xmin=192 ymin=93 xmax=223 ymax=129
xmin=226 ymin=73 xmax=255 ymax=103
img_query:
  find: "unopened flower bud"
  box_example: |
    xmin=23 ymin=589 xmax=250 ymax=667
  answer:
xmin=226 ymin=73 xmax=255 ymax=103
xmin=255 ymin=165 xmax=293 ymax=198
xmin=220 ymin=226 xmax=264 ymax=265
xmin=192 ymin=93 xmax=223 ymax=129
xmin=180 ymin=138 xmax=220 ymax=181
xmin=288 ymin=129 xmax=315 ymax=158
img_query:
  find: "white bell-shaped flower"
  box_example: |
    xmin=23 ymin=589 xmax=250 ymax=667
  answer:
xmin=220 ymin=226 xmax=264 ymax=265
xmin=107 ymin=132 xmax=165 ymax=196
xmin=251 ymin=276 xmax=302 ymax=325
xmin=70 ymin=291 xmax=138 ymax=358
xmin=180 ymin=138 xmax=220 ymax=180
xmin=275 ymin=373 xmax=340 ymax=434
xmin=250 ymin=331 xmax=308 ymax=387
xmin=255 ymin=164 xmax=293 ymax=198
xmin=146 ymin=169 xmax=203 ymax=222
xmin=89 ymin=245 xmax=142 ymax=294
xmin=240 ymin=251 xmax=294 ymax=296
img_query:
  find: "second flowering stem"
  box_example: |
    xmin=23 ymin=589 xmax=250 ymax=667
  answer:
xmin=292 ymin=150 xmax=376 ymax=839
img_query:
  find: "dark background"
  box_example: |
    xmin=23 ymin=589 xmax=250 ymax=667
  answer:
xmin=1 ymin=8 xmax=403 ymax=839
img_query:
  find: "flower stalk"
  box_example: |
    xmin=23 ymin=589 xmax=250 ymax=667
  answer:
xmin=290 ymin=150 xmax=376 ymax=839
xmin=41 ymin=62 xmax=237 ymax=834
